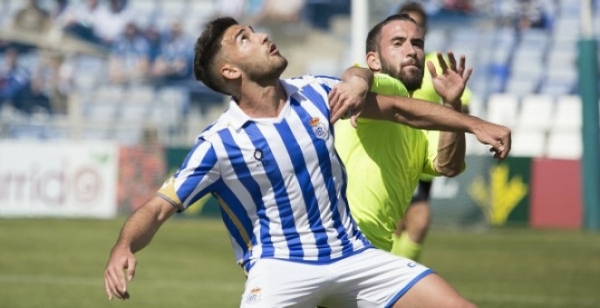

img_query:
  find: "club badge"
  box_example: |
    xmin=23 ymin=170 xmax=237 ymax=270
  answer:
xmin=309 ymin=117 xmax=329 ymax=140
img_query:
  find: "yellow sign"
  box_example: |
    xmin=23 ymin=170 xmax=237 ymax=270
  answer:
xmin=469 ymin=164 xmax=528 ymax=225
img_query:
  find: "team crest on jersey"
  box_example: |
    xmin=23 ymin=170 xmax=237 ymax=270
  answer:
xmin=309 ymin=117 xmax=329 ymax=140
xmin=245 ymin=287 xmax=262 ymax=304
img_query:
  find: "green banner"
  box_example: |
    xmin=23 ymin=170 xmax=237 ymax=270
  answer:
xmin=431 ymin=155 xmax=532 ymax=228
xmin=165 ymin=147 xmax=221 ymax=218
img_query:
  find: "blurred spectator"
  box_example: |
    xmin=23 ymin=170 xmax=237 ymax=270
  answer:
xmin=442 ymin=0 xmax=474 ymax=13
xmin=18 ymin=74 xmax=52 ymax=114
xmin=58 ymin=0 xmax=104 ymax=45
xmin=30 ymin=51 xmax=74 ymax=114
xmin=108 ymin=22 xmax=151 ymax=85
xmin=0 ymin=49 xmax=30 ymax=110
xmin=249 ymin=0 xmax=306 ymax=25
xmin=50 ymin=0 xmax=70 ymax=26
xmin=513 ymin=0 xmax=551 ymax=30
xmin=214 ymin=0 xmax=247 ymax=20
xmin=304 ymin=0 xmax=350 ymax=31
xmin=93 ymin=0 xmax=133 ymax=46
xmin=150 ymin=21 xmax=193 ymax=87
xmin=12 ymin=0 xmax=51 ymax=33
xmin=143 ymin=26 xmax=162 ymax=63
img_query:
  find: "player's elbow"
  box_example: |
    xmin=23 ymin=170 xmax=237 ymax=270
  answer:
xmin=435 ymin=162 xmax=464 ymax=178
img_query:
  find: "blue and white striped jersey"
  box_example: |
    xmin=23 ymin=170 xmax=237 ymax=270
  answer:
xmin=158 ymin=75 xmax=371 ymax=269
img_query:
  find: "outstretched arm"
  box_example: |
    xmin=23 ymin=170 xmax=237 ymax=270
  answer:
xmin=430 ymin=52 xmax=468 ymax=175
xmin=104 ymin=196 xmax=178 ymax=300
xmin=362 ymin=94 xmax=511 ymax=159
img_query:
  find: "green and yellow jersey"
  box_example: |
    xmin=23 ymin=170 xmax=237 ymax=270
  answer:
xmin=334 ymin=73 xmax=440 ymax=251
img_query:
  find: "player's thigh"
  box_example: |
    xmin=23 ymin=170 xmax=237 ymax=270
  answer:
xmin=323 ymin=249 xmax=432 ymax=308
xmin=240 ymin=259 xmax=326 ymax=308
xmin=390 ymin=273 xmax=477 ymax=308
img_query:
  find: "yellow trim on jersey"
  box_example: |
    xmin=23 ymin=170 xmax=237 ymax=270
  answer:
xmin=214 ymin=193 xmax=253 ymax=250
xmin=156 ymin=177 xmax=183 ymax=207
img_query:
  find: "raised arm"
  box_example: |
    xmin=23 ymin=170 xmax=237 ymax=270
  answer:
xmin=104 ymin=196 xmax=178 ymax=300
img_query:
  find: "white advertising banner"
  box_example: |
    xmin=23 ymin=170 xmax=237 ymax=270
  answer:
xmin=0 ymin=141 xmax=118 ymax=218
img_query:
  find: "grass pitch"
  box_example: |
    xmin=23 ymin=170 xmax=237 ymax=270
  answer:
xmin=1 ymin=218 xmax=598 ymax=307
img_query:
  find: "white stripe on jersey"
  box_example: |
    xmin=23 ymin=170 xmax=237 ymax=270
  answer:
xmin=167 ymin=75 xmax=371 ymax=267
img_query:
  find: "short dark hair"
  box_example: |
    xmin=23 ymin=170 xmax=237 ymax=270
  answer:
xmin=193 ymin=17 xmax=238 ymax=94
xmin=365 ymin=13 xmax=420 ymax=53
xmin=398 ymin=1 xmax=428 ymax=33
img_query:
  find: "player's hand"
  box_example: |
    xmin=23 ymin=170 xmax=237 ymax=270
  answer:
xmin=428 ymin=52 xmax=472 ymax=109
xmin=329 ymin=75 xmax=369 ymax=127
xmin=104 ymin=245 xmax=137 ymax=300
xmin=471 ymin=121 xmax=512 ymax=160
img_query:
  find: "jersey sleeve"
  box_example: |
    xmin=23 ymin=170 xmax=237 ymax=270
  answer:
xmin=157 ymin=138 xmax=221 ymax=210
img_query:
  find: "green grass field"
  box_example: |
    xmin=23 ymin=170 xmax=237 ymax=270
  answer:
xmin=1 ymin=218 xmax=599 ymax=308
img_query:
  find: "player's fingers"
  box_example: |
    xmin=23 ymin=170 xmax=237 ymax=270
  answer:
xmin=458 ymin=54 xmax=466 ymax=75
xmin=126 ymin=258 xmax=136 ymax=281
xmin=447 ymin=51 xmax=457 ymax=71
xmin=328 ymin=87 xmax=340 ymax=115
xmin=437 ymin=52 xmax=449 ymax=73
xmin=427 ymin=61 xmax=438 ymax=79
xmin=350 ymin=110 xmax=362 ymax=128
xmin=463 ymin=67 xmax=473 ymax=84
xmin=105 ymin=269 xmax=125 ymax=300
xmin=104 ymin=277 xmax=114 ymax=300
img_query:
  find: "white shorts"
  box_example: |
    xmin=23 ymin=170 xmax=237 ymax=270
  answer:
xmin=240 ymin=248 xmax=432 ymax=308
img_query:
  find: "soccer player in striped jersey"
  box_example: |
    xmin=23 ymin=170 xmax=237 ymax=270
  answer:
xmin=104 ymin=17 xmax=510 ymax=307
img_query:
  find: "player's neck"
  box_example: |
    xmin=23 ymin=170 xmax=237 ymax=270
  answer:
xmin=236 ymin=79 xmax=287 ymax=118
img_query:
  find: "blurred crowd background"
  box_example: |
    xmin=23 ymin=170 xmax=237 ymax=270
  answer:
xmin=0 ymin=0 xmax=596 ymax=153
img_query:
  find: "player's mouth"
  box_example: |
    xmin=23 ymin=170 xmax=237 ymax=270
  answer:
xmin=269 ymin=44 xmax=279 ymax=55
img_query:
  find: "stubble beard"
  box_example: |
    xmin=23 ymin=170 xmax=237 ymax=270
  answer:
xmin=242 ymin=55 xmax=288 ymax=83
xmin=380 ymin=57 xmax=424 ymax=92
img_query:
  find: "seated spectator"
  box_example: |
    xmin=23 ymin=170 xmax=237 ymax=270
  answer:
xmin=108 ymin=22 xmax=151 ymax=85
xmin=30 ymin=50 xmax=74 ymax=114
xmin=150 ymin=21 xmax=193 ymax=86
xmin=56 ymin=0 xmax=104 ymax=45
xmin=93 ymin=0 xmax=133 ymax=46
xmin=0 ymin=49 xmax=31 ymax=110
xmin=513 ymin=0 xmax=551 ymax=30
xmin=9 ymin=0 xmax=52 ymax=52
xmin=12 ymin=0 xmax=51 ymax=33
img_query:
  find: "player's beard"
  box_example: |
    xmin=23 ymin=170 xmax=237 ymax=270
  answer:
xmin=240 ymin=55 xmax=288 ymax=83
xmin=380 ymin=56 xmax=424 ymax=92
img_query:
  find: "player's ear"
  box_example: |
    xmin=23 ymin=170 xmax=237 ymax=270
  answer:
xmin=221 ymin=64 xmax=241 ymax=80
xmin=366 ymin=51 xmax=381 ymax=71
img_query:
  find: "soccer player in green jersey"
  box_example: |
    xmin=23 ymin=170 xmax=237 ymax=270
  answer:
xmin=394 ymin=2 xmax=473 ymax=261
xmin=335 ymin=12 xmax=485 ymax=258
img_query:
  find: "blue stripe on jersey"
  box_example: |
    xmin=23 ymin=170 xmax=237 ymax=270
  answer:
xmin=213 ymin=190 xmax=255 ymax=261
xmin=275 ymin=113 xmax=331 ymax=259
xmin=177 ymin=142 xmax=219 ymax=206
xmin=173 ymin=140 xmax=202 ymax=178
xmin=218 ymin=129 xmax=274 ymax=256
xmin=292 ymin=88 xmax=352 ymax=251
xmin=242 ymin=123 xmax=303 ymax=259
xmin=299 ymin=84 xmax=330 ymax=120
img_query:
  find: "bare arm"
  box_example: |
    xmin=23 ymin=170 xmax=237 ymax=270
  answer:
xmin=362 ymin=94 xmax=511 ymax=159
xmin=430 ymin=52 xmax=467 ymax=175
xmin=104 ymin=196 xmax=178 ymax=300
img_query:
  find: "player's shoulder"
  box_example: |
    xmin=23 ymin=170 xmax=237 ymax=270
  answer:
xmin=195 ymin=113 xmax=231 ymax=144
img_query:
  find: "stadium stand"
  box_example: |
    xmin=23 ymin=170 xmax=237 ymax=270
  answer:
xmin=0 ymin=0 xmax=596 ymax=161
